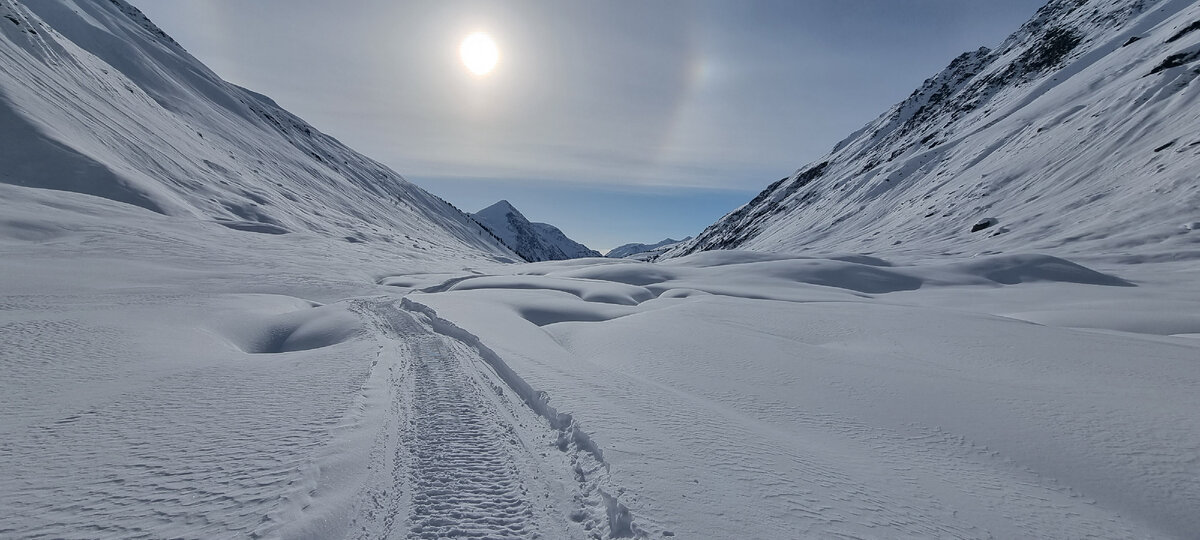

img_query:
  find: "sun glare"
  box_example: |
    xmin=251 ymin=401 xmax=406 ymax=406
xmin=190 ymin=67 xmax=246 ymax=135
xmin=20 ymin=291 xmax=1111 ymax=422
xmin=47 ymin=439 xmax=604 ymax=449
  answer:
xmin=460 ymin=32 xmax=499 ymax=76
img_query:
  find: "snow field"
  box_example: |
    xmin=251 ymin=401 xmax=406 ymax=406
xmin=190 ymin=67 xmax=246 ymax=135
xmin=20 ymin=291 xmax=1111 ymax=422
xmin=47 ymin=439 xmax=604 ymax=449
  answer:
xmin=4 ymin=186 xmax=1199 ymax=538
xmin=406 ymin=251 xmax=1200 ymax=538
xmin=0 ymin=191 xmax=654 ymax=538
xmin=4 ymin=0 xmax=1200 ymax=537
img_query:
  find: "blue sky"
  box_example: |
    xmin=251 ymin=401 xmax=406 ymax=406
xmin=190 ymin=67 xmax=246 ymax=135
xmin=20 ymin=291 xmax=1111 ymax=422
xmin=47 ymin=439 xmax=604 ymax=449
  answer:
xmin=135 ymin=0 xmax=1045 ymax=253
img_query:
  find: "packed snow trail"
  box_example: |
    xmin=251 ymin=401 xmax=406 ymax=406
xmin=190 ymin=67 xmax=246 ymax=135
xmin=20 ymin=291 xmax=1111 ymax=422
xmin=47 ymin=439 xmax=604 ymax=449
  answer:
xmin=0 ymin=282 xmax=625 ymax=539
xmin=386 ymin=304 xmax=537 ymax=539
xmin=304 ymin=298 xmax=636 ymax=540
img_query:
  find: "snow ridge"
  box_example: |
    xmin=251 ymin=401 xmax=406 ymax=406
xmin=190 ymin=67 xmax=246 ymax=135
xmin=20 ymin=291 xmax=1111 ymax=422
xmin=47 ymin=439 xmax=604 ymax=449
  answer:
xmin=606 ymin=237 xmax=690 ymax=260
xmin=666 ymin=0 xmax=1200 ymax=260
xmin=0 ymin=0 xmax=512 ymax=259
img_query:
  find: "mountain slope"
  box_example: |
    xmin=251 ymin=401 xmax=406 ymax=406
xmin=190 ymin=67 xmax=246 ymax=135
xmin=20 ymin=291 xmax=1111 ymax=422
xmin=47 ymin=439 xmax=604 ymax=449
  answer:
xmin=607 ymin=237 xmax=690 ymax=259
xmin=665 ymin=0 xmax=1200 ymax=262
xmin=0 ymin=0 xmax=512 ymax=259
xmin=471 ymin=200 xmax=601 ymax=262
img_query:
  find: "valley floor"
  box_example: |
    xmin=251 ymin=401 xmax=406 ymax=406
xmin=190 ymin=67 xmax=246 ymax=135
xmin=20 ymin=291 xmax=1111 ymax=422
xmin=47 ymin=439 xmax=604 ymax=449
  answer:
xmin=2 ymin=187 xmax=1199 ymax=539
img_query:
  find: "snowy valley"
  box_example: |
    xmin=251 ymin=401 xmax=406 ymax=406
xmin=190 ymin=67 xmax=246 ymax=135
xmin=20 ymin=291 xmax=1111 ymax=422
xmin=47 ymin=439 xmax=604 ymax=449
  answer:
xmin=2 ymin=1 xmax=1199 ymax=539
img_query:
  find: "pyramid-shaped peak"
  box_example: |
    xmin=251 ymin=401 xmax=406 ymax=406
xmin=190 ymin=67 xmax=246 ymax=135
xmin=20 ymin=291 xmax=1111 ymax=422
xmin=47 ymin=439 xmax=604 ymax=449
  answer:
xmin=476 ymin=200 xmax=527 ymax=221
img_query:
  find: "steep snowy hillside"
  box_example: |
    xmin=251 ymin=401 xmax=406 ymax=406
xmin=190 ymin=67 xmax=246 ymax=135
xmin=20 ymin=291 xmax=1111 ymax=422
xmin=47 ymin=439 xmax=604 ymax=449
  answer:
xmin=666 ymin=0 xmax=1200 ymax=261
xmin=5 ymin=0 xmax=1199 ymax=538
xmin=471 ymin=200 xmax=601 ymax=262
xmin=606 ymin=237 xmax=689 ymax=259
xmin=0 ymin=0 xmax=512 ymax=259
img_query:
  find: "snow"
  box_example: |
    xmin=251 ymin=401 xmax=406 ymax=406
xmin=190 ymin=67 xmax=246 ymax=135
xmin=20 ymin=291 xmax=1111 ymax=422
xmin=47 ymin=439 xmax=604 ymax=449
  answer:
xmin=605 ymin=237 xmax=690 ymax=260
xmin=471 ymin=200 xmax=602 ymax=262
xmin=0 ymin=0 xmax=512 ymax=260
xmin=665 ymin=0 xmax=1200 ymax=262
xmin=5 ymin=208 xmax=1199 ymax=538
xmin=3 ymin=0 xmax=1200 ymax=538
xmin=405 ymin=252 xmax=1200 ymax=539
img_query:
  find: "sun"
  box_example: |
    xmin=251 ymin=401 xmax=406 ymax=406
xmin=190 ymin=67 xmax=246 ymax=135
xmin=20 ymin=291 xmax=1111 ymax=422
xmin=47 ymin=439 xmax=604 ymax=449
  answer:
xmin=460 ymin=32 xmax=499 ymax=76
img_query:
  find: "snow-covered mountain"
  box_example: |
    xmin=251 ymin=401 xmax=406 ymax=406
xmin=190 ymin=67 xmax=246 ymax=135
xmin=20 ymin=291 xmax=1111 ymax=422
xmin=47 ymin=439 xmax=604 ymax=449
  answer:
xmin=0 ymin=0 xmax=513 ymax=261
xmin=606 ymin=237 xmax=690 ymax=259
xmin=470 ymin=200 xmax=601 ymax=262
xmin=665 ymin=0 xmax=1200 ymax=262
xmin=3 ymin=1 xmax=1200 ymax=538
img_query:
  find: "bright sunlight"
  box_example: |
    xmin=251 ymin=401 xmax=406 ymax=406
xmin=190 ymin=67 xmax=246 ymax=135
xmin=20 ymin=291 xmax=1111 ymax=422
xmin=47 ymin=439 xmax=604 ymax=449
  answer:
xmin=460 ymin=32 xmax=498 ymax=76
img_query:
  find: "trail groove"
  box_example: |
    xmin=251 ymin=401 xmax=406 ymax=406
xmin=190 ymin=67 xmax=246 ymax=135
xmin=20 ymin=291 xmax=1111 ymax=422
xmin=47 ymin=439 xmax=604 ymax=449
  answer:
xmin=405 ymin=319 xmax=536 ymax=539
xmin=347 ymin=299 xmax=562 ymax=539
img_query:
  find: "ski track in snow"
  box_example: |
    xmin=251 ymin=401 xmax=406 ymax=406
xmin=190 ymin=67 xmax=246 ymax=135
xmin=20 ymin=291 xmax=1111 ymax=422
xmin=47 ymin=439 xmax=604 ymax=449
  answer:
xmin=0 ymin=263 xmax=631 ymax=540
xmin=329 ymin=298 xmax=625 ymax=540
xmin=6 ymin=0 xmax=1200 ymax=537
xmin=385 ymin=307 xmax=537 ymax=539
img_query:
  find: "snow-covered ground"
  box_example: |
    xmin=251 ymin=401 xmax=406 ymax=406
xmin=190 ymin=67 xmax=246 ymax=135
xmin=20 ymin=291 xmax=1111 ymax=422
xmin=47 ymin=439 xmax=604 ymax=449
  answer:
xmin=403 ymin=252 xmax=1200 ymax=539
xmin=4 ymin=0 xmax=1200 ymax=538
xmin=3 ymin=184 xmax=1197 ymax=538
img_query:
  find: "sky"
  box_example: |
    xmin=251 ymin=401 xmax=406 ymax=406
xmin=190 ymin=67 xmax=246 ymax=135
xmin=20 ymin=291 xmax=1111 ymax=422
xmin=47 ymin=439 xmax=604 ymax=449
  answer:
xmin=134 ymin=0 xmax=1046 ymax=253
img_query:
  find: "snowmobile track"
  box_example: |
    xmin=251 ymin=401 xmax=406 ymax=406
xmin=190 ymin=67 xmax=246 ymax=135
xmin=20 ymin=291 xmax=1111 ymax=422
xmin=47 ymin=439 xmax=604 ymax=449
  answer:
xmin=404 ymin=319 xmax=537 ymax=539
xmin=347 ymin=298 xmax=552 ymax=540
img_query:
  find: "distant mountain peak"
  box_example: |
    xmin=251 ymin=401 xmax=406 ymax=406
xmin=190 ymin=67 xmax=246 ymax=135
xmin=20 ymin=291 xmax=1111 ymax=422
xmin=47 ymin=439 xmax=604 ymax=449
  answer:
xmin=470 ymin=200 xmax=600 ymax=262
xmin=477 ymin=199 xmax=526 ymax=221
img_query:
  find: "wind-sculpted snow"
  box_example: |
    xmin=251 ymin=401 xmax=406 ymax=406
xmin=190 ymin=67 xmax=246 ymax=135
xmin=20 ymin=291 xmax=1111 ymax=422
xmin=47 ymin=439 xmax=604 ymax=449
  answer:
xmin=0 ymin=297 xmax=381 ymax=538
xmin=0 ymin=196 xmax=650 ymax=538
xmin=216 ymin=301 xmax=363 ymax=354
xmin=403 ymin=250 xmax=1200 ymax=538
xmin=528 ymin=251 xmax=1134 ymax=296
xmin=4 ymin=181 xmax=1199 ymax=538
xmin=4 ymin=0 xmax=1200 ymax=537
xmin=443 ymin=275 xmax=656 ymax=305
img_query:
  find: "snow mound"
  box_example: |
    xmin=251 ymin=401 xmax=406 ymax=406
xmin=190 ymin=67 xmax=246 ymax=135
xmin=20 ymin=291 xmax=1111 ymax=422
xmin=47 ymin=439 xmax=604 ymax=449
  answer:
xmin=550 ymin=264 xmax=686 ymax=287
xmin=655 ymin=251 xmax=1132 ymax=294
xmin=944 ymin=253 xmax=1134 ymax=286
xmin=446 ymin=275 xmax=655 ymax=306
xmin=216 ymin=300 xmax=362 ymax=354
xmin=510 ymin=296 xmax=636 ymax=326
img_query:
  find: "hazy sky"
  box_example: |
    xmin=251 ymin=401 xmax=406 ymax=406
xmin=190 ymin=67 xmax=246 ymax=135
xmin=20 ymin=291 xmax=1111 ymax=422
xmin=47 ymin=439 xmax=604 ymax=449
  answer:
xmin=135 ymin=0 xmax=1045 ymax=253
